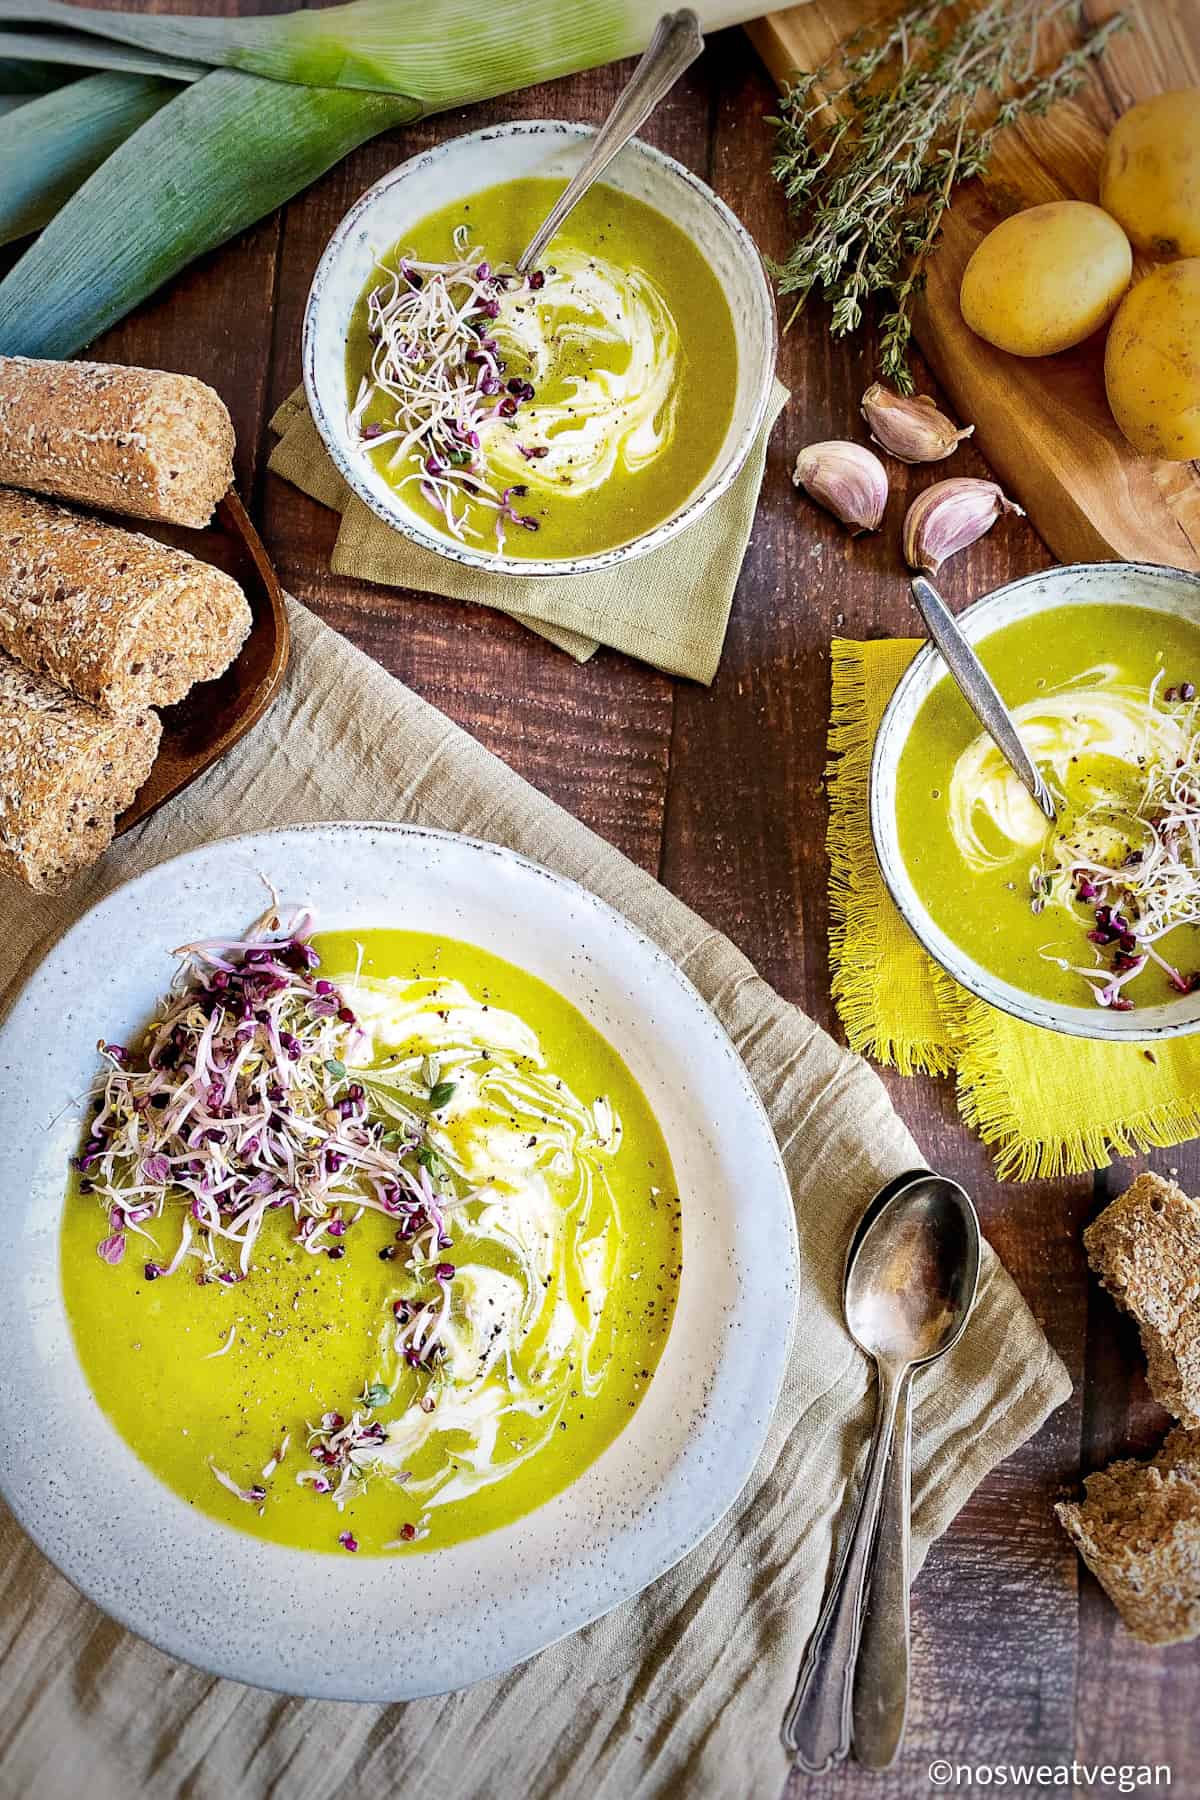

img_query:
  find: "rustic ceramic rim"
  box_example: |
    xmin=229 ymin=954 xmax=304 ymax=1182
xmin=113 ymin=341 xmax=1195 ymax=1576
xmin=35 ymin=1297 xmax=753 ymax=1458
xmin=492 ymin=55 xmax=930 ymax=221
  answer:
xmin=0 ymin=823 xmax=798 ymax=1699
xmin=302 ymin=119 xmax=779 ymax=579
xmin=869 ymin=560 xmax=1200 ymax=1042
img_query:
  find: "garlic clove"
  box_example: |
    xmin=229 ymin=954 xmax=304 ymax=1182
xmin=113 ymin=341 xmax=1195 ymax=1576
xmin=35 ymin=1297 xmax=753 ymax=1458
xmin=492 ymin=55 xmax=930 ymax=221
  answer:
xmin=861 ymin=383 xmax=975 ymax=464
xmin=792 ymin=440 xmax=888 ymax=534
xmin=902 ymin=478 xmax=1024 ymax=572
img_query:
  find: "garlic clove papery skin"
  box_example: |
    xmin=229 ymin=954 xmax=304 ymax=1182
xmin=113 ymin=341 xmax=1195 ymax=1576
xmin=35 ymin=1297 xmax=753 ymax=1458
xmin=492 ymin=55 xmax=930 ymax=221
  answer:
xmin=861 ymin=383 xmax=975 ymax=464
xmin=902 ymin=478 xmax=1025 ymax=572
xmin=792 ymin=440 xmax=888 ymax=534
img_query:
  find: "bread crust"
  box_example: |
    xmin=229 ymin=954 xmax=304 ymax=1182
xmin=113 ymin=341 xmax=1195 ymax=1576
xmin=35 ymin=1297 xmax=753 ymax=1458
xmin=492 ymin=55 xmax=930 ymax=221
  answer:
xmin=1057 ymin=1427 xmax=1200 ymax=1645
xmin=0 ymin=652 xmax=161 ymax=893
xmin=0 ymin=488 xmax=251 ymax=714
xmin=1084 ymin=1172 xmax=1200 ymax=1427
xmin=0 ymin=356 xmax=234 ymax=528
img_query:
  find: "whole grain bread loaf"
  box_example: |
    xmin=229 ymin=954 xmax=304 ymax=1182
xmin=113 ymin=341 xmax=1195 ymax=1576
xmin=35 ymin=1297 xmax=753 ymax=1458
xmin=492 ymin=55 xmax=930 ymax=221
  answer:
xmin=0 ymin=488 xmax=251 ymax=714
xmin=1084 ymin=1172 xmax=1200 ymax=1427
xmin=1056 ymin=1426 xmax=1200 ymax=1644
xmin=0 ymin=357 xmax=234 ymax=528
xmin=0 ymin=651 xmax=161 ymax=893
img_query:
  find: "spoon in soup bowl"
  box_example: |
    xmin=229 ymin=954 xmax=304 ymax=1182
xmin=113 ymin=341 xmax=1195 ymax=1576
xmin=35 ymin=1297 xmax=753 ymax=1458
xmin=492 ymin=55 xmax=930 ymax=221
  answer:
xmin=515 ymin=10 xmax=705 ymax=275
xmin=910 ymin=573 xmax=1058 ymax=822
xmin=781 ymin=1170 xmax=981 ymax=1772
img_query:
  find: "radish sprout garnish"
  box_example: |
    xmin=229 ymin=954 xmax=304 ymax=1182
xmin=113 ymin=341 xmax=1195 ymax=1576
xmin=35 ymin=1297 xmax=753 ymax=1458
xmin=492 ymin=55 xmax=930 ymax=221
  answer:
xmin=75 ymin=902 xmax=465 ymax=1287
xmin=349 ymin=231 xmax=544 ymax=546
xmin=1034 ymin=685 xmax=1200 ymax=1007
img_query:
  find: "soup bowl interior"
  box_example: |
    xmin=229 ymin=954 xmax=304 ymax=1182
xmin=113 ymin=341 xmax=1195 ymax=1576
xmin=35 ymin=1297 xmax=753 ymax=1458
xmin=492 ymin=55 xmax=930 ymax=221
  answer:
xmin=0 ymin=824 xmax=797 ymax=1699
xmin=870 ymin=561 xmax=1200 ymax=1042
xmin=303 ymin=120 xmax=777 ymax=578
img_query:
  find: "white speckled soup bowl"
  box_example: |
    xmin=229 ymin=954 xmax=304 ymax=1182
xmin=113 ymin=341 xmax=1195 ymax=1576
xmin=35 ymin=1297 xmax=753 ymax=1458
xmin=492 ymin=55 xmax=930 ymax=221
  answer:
xmin=303 ymin=120 xmax=778 ymax=578
xmin=0 ymin=824 xmax=798 ymax=1699
xmin=870 ymin=561 xmax=1200 ymax=1042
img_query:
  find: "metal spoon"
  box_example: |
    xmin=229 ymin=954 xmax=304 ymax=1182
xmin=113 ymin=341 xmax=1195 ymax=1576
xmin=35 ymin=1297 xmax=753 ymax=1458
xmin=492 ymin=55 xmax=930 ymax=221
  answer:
xmin=781 ymin=1170 xmax=981 ymax=1773
xmin=515 ymin=10 xmax=704 ymax=276
xmin=910 ymin=573 xmax=1057 ymax=822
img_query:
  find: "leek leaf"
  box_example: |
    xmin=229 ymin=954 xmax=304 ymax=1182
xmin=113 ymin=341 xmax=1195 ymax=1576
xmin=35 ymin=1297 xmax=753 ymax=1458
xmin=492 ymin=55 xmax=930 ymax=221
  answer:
xmin=0 ymin=0 xmax=764 ymax=101
xmin=0 ymin=70 xmax=416 ymax=358
xmin=0 ymin=27 xmax=206 ymax=81
xmin=0 ymin=72 xmax=175 ymax=247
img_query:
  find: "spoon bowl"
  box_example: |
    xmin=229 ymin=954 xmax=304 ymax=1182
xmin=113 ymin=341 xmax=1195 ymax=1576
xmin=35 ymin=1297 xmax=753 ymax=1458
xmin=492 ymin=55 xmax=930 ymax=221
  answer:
xmin=845 ymin=1171 xmax=980 ymax=1369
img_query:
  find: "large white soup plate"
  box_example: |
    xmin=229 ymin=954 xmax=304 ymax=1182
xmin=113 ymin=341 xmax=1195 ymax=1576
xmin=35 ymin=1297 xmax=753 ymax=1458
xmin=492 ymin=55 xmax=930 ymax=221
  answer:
xmin=0 ymin=824 xmax=797 ymax=1700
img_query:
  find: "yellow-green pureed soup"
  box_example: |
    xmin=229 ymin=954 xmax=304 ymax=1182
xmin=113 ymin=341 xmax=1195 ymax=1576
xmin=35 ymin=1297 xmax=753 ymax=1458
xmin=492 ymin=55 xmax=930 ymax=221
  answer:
xmin=345 ymin=176 xmax=738 ymax=559
xmin=896 ymin=604 xmax=1200 ymax=1010
xmin=62 ymin=929 xmax=680 ymax=1556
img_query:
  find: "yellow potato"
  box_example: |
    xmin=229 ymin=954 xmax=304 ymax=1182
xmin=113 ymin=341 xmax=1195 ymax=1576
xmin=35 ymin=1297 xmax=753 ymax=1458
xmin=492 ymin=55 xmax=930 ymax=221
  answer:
xmin=1104 ymin=258 xmax=1200 ymax=460
xmin=959 ymin=201 xmax=1132 ymax=356
xmin=1100 ymin=89 xmax=1200 ymax=258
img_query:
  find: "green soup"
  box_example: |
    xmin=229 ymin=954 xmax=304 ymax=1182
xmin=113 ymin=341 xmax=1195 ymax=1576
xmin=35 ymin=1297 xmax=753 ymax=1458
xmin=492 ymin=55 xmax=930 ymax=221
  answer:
xmin=896 ymin=603 xmax=1200 ymax=1009
xmin=62 ymin=930 xmax=680 ymax=1555
xmin=345 ymin=176 xmax=738 ymax=559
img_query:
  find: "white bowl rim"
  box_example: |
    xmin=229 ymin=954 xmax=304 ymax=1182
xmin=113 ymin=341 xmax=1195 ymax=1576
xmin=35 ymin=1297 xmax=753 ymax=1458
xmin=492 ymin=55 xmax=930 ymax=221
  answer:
xmin=302 ymin=118 xmax=779 ymax=580
xmin=868 ymin=560 xmax=1200 ymax=1043
xmin=0 ymin=821 xmax=799 ymax=1699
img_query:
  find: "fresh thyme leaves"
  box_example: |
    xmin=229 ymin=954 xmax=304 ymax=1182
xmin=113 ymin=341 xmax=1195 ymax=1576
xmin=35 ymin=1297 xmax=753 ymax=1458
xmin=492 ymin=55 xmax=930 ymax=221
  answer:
xmin=768 ymin=0 xmax=1126 ymax=391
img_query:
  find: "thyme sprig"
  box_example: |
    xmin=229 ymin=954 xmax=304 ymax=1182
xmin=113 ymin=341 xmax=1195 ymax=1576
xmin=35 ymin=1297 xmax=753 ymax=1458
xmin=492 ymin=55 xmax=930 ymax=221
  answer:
xmin=768 ymin=0 xmax=1126 ymax=391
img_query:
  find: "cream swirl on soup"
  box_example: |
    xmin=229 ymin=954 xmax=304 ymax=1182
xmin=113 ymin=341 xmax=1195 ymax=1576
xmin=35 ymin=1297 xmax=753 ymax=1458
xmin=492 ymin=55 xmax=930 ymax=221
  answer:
xmin=946 ymin=671 xmax=1189 ymax=874
xmin=480 ymin=248 xmax=681 ymax=497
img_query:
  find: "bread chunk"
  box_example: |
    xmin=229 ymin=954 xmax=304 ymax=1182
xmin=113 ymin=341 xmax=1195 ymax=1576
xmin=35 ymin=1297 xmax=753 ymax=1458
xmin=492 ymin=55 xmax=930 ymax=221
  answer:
xmin=0 ymin=652 xmax=160 ymax=892
xmin=0 ymin=488 xmax=251 ymax=714
xmin=1084 ymin=1172 xmax=1200 ymax=1427
xmin=0 ymin=356 xmax=234 ymax=528
xmin=1057 ymin=1427 xmax=1200 ymax=1644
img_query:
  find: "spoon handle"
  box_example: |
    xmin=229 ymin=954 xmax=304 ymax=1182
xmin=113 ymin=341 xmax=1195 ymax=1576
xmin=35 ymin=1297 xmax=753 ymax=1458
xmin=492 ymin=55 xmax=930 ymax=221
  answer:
xmin=515 ymin=10 xmax=704 ymax=274
xmin=909 ymin=575 xmax=1057 ymax=823
xmin=851 ymin=1368 xmax=913 ymax=1769
xmin=781 ymin=1361 xmax=903 ymax=1772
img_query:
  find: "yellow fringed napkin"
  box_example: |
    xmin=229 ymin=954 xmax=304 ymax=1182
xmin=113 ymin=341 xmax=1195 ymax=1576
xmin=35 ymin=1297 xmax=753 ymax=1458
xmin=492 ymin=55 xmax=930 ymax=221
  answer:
xmin=268 ymin=381 xmax=789 ymax=683
xmin=829 ymin=638 xmax=1200 ymax=1181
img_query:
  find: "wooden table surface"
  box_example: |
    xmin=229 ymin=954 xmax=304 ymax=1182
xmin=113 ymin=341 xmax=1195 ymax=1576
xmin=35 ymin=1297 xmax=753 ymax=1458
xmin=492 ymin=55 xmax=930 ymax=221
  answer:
xmin=60 ymin=10 xmax=1195 ymax=1790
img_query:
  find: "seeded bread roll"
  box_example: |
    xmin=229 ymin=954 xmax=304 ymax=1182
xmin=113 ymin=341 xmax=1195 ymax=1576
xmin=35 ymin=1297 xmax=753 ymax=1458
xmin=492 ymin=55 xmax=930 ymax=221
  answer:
xmin=0 ymin=488 xmax=251 ymax=714
xmin=1056 ymin=1427 xmax=1200 ymax=1645
xmin=0 ymin=651 xmax=161 ymax=893
xmin=0 ymin=356 xmax=234 ymax=528
xmin=1084 ymin=1172 xmax=1200 ymax=1427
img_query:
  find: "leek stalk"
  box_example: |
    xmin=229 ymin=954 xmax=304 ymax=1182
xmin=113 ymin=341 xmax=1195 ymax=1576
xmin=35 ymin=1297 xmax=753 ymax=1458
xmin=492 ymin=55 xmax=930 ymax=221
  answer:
xmin=0 ymin=0 xmax=771 ymax=358
xmin=0 ymin=28 xmax=205 ymax=80
xmin=0 ymin=71 xmax=415 ymax=357
xmin=0 ymin=72 xmax=175 ymax=247
xmin=0 ymin=0 xmax=766 ymax=99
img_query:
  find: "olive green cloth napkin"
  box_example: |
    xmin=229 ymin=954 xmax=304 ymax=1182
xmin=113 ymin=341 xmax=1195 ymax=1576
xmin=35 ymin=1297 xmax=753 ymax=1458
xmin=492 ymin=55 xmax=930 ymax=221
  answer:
xmin=0 ymin=601 xmax=1069 ymax=1800
xmin=267 ymin=380 xmax=789 ymax=682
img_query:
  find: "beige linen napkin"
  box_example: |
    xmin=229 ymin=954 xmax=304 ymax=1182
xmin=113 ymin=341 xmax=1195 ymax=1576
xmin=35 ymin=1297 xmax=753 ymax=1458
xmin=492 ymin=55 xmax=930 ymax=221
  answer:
xmin=0 ymin=601 xmax=1069 ymax=1800
xmin=268 ymin=380 xmax=789 ymax=682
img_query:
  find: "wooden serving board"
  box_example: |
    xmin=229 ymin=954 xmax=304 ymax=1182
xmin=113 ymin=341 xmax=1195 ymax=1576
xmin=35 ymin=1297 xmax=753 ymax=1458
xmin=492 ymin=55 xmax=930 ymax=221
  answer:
xmin=748 ymin=0 xmax=1200 ymax=571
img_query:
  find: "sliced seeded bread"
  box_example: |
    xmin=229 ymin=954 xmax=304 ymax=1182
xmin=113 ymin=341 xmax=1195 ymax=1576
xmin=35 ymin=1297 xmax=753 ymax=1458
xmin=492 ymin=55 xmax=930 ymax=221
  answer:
xmin=0 ymin=356 xmax=234 ymax=528
xmin=0 ymin=488 xmax=251 ymax=714
xmin=1056 ymin=1427 xmax=1200 ymax=1644
xmin=0 ymin=651 xmax=161 ymax=893
xmin=1084 ymin=1172 xmax=1200 ymax=1428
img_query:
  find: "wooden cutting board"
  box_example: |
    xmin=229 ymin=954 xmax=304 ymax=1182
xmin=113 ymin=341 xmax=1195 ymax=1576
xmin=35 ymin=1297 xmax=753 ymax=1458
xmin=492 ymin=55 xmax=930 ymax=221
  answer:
xmin=748 ymin=0 xmax=1200 ymax=571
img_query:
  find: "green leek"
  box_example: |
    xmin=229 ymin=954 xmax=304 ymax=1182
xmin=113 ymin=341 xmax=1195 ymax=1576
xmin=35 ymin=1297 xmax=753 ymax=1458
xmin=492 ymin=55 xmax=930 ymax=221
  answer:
xmin=0 ymin=72 xmax=174 ymax=247
xmin=0 ymin=70 xmax=414 ymax=357
xmin=0 ymin=0 xmax=761 ymax=100
xmin=0 ymin=0 xmax=767 ymax=359
xmin=0 ymin=28 xmax=205 ymax=81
